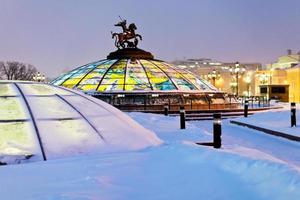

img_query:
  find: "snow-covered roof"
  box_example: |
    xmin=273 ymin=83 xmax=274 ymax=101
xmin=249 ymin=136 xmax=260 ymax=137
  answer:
xmin=0 ymin=81 xmax=161 ymax=164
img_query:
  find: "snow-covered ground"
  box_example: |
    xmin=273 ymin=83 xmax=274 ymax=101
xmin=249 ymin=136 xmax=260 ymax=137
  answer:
xmin=232 ymin=103 xmax=300 ymax=137
xmin=1 ymin=110 xmax=300 ymax=199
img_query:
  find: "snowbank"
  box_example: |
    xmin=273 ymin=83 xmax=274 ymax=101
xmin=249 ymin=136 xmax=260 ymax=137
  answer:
xmin=232 ymin=103 xmax=300 ymax=137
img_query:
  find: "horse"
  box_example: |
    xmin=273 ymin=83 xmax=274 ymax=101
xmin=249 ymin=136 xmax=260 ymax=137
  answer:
xmin=111 ymin=20 xmax=142 ymax=49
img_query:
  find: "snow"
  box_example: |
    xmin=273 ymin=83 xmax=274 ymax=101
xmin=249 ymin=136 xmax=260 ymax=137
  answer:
xmin=1 ymin=111 xmax=300 ymax=199
xmin=232 ymin=103 xmax=300 ymax=137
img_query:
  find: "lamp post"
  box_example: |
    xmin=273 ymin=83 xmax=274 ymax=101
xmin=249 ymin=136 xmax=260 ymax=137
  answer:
xmin=244 ymin=72 xmax=252 ymax=97
xmin=207 ymin=69 xmax=221 ymax=87
xmin=33 ymin=72 xmax=46 ymax=82
xmin=259 ymin=73 xmax=269 ymax=85
xmin=229 ymin=62 xmax=245 ymax=96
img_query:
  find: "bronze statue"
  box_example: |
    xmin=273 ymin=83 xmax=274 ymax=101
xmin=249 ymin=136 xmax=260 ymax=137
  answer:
xmin=111 ymin=17 xmax=142 ymax=49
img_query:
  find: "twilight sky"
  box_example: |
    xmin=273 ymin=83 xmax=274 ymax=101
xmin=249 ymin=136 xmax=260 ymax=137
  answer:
xmin=0 ymin=0 xmax=299 ymax=78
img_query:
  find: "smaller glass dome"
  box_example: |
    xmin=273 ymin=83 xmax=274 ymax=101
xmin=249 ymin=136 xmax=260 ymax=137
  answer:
xmin=0 ymin=81 xmax=161 ymax=164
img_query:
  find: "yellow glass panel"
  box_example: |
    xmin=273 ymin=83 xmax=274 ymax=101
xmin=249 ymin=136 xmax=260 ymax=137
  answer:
xmin=78 ymin=84 xmax=98 ymax=91
xmin=62 ymin=78 xmax=81 ymax=85
xmin=98 ymin=84 xmax=124 ymax=91
xmin=103 ymin=59 xmax=126 ymax=80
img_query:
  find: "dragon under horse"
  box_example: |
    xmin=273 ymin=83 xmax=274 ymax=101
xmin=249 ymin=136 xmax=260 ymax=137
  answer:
xmin=111 ymin=18 xmax=142 ymax=49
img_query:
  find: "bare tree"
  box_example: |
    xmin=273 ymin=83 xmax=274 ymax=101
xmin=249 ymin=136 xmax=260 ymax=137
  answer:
xmin=0 ymin=61 xmax=37 ymax=80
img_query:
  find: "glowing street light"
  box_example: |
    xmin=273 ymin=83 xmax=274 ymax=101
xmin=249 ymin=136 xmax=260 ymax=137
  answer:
xmin=229 ymin=62 xmax=246 ymax=96
xmin=243 ymin=72 xmax=252 ymax=97
xmin=207 ymin=69 xmax=221 ymax=86
xmin=259 ymin=73 xmax=269 ymax=85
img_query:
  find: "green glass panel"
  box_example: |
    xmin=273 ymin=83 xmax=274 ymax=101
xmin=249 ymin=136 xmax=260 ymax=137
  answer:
xmin=78 ymin=60 xmax=118 ymax=87
xmin=103 ymin=59 xmax=126 ymax=80
xmin=125 ymin=60 xmax=150 ymax=86
xmin=0 ymin=97 xmax=28 ymax=120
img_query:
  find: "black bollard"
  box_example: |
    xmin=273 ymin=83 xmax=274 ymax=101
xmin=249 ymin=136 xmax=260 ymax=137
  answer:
xmin=180 ymin=106 xmax=186 ymax=129
xmin=164 ymin=104 xmax=169 ymax=116
xmin=213 ymin=113 xmax=222 ymax=148
xmin=244 ymin=100 xmax=249 ymax=117
xmin=291 ymin=102 xmax=296 ymax=127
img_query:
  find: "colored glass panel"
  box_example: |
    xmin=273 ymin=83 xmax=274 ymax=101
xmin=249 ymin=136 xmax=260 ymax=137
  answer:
xmin=102 ymin=59 xmax=126 ymax=80
xmin=62 ymin=78 xmax=82 ymax=87
xmin=150 ymin=61 xmax=177 ymax=73
xmin=139 ymin=60 xmax=175 ymax=90
xmin=76 ymin=84 xmax=98 ymax=91
xmin=77 ymin=60 xmax=117 ymax=86
xmin=98 ymin=84 xmax=124 ymax=92
xmin=125 ymin=84 xmax=151 ymax=91
xmin=125 ymin=60 xmax=149 ymax=87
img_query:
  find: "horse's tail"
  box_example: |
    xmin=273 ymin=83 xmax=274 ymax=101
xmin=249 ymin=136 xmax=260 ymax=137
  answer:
xmin=135 ymin=34 xmax=142 ymax=41
xmin=111 ymin=32 xmax=119 ymax=48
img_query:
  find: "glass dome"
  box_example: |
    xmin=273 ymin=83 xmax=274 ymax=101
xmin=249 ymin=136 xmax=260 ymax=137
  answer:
xmin=51 ymin=59 xmax=218 ymax=94
xmin=0 ymin=81 xmax=161 ymax=165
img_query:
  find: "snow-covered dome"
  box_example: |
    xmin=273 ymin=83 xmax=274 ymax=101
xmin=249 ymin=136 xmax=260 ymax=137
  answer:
xmin=0 ymin=81 xmax=161 ymax=164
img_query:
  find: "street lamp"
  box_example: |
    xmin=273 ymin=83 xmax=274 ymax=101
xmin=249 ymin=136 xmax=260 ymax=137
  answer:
xmin=207 ymin=69 xmax=221 ymax=86
xmin=243 ymin=72 xmax=252 ymax=97
xmin=229 ymin=62 xmax=246 ymax=96
xmin=259 ymin=73 xmax=269 ymax=84
xmin=33 ymin=72 xmax=46 ymax=82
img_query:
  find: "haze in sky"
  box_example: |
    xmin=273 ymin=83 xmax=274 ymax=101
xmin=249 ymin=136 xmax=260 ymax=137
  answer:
xmin=0 ymin=0 xmax=299 ymax=78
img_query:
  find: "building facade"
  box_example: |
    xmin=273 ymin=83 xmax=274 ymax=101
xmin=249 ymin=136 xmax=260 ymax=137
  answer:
xmin=172 ymin=50 xmax=300 ymax=102
xmin=171 ymin=58 xmax=261 ymax=97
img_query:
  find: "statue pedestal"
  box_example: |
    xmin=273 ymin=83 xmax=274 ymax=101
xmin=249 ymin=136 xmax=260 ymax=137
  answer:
xmin=107 ymin=48 xmax=154 ymax=59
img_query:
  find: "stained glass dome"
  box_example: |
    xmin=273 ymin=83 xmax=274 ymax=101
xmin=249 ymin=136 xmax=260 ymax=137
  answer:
xmin=0 ymin=81 xmax=161 ymax=164
xmin=51 ymin=58 xmax=218 ymax=94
